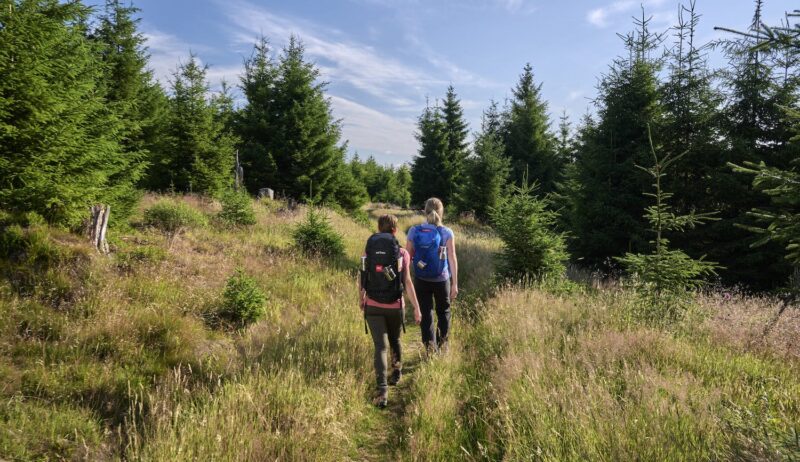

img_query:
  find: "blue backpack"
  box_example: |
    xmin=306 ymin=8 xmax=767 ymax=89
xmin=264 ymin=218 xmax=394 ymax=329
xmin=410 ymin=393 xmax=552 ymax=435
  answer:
xmin=412 ymin=224 xmax=447 ymax=279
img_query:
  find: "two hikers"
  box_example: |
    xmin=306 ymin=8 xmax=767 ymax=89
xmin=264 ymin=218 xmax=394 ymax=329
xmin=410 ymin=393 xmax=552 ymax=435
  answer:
xmin=407 ymin=197 xmax=458 ymax=354
xmin=360 ymin=214 xmax=421 ymax=408
xmin=360 ymin=198 xmax=459 ymax=408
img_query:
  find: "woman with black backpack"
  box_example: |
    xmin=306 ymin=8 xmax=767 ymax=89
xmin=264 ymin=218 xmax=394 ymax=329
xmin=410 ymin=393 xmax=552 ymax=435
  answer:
xmin=406 ymin=197 xmax=459 ymax=355
xmin=360 ymin=214 xmax=421 ymax=408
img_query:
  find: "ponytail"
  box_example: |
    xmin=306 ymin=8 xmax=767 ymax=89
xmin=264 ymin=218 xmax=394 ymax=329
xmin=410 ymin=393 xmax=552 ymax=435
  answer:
xmin=424 ymin=197 xmax=444 ymax=226
xmin=426 ymin=210 xmax=442 ymax=227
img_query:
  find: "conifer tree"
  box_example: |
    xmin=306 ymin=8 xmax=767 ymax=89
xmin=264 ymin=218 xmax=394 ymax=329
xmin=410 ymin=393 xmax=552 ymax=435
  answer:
xmin=440 ymin=85 xmax=469 ymax=203
xmin=0 ymin=0 xmax=132 ymax=227
xmin=617 ymin=126 xmax=718 ymax=324
xmin=570 ymin=11 xmax=665 ymax=269
xmin=714 ymin=0 xmax=799 ymax=287
xmin=237 ymin=36 xmax=279 ymax=193
xmin=152 ymin=55 xmax=237 ymax=196
xmin=94 ymin=0 xmax=168 ymax=189
xmin=504 ymin=63 xmax=558 ymax=192
xmin=269 ymin=36 xmax=348 ymax=203
xmin=411 ymin=103 xmax=449 ymax=206
xmin=728 ymin=8 xmax=800 ymax=277
xmin=460 ymin=101 xmax=511 ymax=221
xmin=658 ymin=1 xmax=729 ymax=277
xmin=395 ymin=165 xmax=413 ymax=208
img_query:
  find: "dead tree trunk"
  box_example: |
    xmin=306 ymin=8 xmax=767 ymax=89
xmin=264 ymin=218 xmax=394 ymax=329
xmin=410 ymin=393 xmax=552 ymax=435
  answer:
xmin=88 ymin=205 xmax=110 ymax=254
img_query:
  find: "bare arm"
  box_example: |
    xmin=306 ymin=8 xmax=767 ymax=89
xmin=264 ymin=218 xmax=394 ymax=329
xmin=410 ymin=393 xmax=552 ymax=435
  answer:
xmin=403 ymin=260 xmax=421 ymax=324
xmin=446 ymin=236 xmax=459 ymax=299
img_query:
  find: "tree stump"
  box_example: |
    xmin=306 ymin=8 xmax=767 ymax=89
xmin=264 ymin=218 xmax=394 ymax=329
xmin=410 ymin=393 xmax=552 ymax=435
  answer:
xmin=258 ymin=188 xmax=274 ymax=200
xmin=88 ymin=205 xmax=110 ymax=254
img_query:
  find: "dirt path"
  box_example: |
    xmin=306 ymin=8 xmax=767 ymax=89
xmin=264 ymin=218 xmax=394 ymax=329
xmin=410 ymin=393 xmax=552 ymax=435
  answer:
xmin=355 ymin=322 xmax=424 ymax=461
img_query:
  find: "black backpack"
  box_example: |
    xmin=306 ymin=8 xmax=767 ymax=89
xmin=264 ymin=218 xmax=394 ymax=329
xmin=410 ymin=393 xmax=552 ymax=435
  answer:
xmin=361 ymin=232 xmax=404 ymax=303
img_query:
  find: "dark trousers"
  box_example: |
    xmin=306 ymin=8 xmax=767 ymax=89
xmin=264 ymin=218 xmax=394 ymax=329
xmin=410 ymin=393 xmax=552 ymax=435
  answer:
xmin=415 ymin=278 xmax=451 ymax=348
xmin=365 ymin=305 xmax=403 ymax=391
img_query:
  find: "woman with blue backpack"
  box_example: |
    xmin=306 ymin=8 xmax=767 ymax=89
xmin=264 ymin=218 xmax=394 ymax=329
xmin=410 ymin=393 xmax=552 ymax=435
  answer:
xmin=407 ymin=197 xmax=459 ymax=354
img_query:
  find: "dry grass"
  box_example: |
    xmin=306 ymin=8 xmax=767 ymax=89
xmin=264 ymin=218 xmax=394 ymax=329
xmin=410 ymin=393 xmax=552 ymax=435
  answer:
xmin=2 ymin=195 xmax=799 ymax=461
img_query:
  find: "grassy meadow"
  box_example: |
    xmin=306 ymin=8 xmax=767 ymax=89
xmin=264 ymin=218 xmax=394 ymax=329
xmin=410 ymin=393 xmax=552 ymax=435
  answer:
xmin=0 ymin=194 xmax=798 ymax=461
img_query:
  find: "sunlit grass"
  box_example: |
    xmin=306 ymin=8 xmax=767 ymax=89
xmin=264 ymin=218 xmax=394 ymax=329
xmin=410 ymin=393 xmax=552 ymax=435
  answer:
xmin=1 ymin=194 xmax=799 ymax=461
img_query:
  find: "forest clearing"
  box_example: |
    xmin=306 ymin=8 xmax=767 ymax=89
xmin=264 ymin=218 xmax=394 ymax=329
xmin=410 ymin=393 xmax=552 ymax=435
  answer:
xmin=2 ymin=0 xmax=800 ymax=460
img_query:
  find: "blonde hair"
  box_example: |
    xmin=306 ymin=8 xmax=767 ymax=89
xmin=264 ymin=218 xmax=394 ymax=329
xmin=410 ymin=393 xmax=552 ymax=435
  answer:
xmin=424 ymin=197 xmax=444 ymax=227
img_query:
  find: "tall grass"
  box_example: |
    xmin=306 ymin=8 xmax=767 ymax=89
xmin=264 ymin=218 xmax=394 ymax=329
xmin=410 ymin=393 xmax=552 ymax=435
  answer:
xmin=1 ymin=196 xmax=798 ymax=461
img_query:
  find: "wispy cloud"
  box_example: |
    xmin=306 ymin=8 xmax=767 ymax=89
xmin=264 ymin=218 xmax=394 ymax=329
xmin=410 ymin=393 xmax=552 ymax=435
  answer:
xmin=143 ymin=29 xmax=238 ymax=92
xmin=329 ymin=95 xmax=418 ymax=164
xmin=586 ymin=0 xmax=671 ymax=29
xmin=221 ymin=0 xmax=446 ymax=112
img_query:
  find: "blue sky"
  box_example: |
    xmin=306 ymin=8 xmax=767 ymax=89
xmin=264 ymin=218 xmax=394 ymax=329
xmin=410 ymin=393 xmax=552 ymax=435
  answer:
xmin=88 ymin=0 xmax=794 ymax=165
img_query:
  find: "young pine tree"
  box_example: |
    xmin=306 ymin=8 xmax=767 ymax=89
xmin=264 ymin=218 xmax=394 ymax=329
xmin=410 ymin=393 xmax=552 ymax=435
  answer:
xmin=491 ymin=181 xmax=568 ymax=282
xmin=617 ymin=126 xmax=718 ymax=324
xmin=0 ymin=0 xmax=133 ymax=227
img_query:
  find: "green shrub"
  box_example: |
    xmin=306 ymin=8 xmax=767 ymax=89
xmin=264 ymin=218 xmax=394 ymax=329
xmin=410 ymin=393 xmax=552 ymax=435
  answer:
xmin=292 ymin=208 xmax=345 ymax=258
xmin=490 ymin=183 xmax=568 ymax=281
xmin=220 ymin=269 xmax=267 ymax=327
xmin=143 ymin=200 xmax=207 ymax=246
xmin=218 ymin=190 xmax=257 ymax=227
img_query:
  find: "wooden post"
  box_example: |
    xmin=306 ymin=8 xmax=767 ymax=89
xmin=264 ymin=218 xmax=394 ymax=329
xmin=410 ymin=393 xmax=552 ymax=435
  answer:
xmin=88 ymin=205 xmax=110 ymax=254
xmin=234 ymin=150 xmax=244 ymax=192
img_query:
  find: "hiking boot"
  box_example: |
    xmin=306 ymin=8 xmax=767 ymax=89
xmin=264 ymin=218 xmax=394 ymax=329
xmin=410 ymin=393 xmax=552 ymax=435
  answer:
xmin=372 ymin=389 xmax=388 ymax=409
xmin=423 ymin=342 xmax=437 ymax=359
xmin=389 ymin=363 xmax=402 ymax=386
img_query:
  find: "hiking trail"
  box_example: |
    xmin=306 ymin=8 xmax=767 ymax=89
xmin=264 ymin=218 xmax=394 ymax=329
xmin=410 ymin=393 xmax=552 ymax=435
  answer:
xmin=355 ymin=321 xmax=424 ymax=461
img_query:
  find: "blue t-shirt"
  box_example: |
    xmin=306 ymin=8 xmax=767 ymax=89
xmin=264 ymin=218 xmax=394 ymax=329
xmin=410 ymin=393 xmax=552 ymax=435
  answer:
xmin=407 ymin=224 xmax=454 ymax=282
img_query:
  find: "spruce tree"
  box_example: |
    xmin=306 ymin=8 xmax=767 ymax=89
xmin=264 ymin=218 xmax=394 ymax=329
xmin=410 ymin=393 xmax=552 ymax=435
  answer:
xmin=728 ymin=8 xmax=800 ymax=277
xmin=658 ymin=1 xmax=730 ymax=279
xmin=395 ymin=165 xmax=413 ymax=208
xmin=617 ymin=126 xmax=718 ymax=324
xmin=269 ymin=36 xmax=348 ymax=203
xmin=715 ymin=1 xmax=799 ymax=287
xmin=504 ymin=63 xmax=558 ymax=192
xmin=440 ymin=85 xmax=469 ymax=204
xmin=237 ymin=36 xmax=278 ymax=193
xmin=460 ymin=102 xmax=511 ymax=221
xmin=411 ymin=103 xmax=449 ymax=206
xmin=0 ymin=0 xmax=131 ymax=227
xmin=570 ymin=11 xmax=665 ymax=269
xmin=153 ymin=55 xmax=237 ymax=196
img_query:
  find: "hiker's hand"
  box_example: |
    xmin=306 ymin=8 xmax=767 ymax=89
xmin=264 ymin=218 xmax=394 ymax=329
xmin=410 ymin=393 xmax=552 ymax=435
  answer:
xmin=450 ymin=283 xmax=459 ymax=300
xmin=414 ymin=308 xmax=421 ymax=325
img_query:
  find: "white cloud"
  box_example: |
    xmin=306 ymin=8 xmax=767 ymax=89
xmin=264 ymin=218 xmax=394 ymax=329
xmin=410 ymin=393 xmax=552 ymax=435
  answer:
xmin=587 ymin=1 xmax=635 ymax=28
xmin=143 ymin=29 xmax=239 ymax=92
xmin=586 ymin=0 xmax=672 ymax=29
xmin=221 ymin=0 xmax=445 ymax=112
xmin=567 ymin=90 xmax=584 ymax=102
xmin=329 ymin=95 xmax=418 ymax=164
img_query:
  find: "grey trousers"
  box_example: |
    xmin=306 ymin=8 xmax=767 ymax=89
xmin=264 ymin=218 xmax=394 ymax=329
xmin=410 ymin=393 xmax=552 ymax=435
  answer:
xmin=365 ymin=305 xmax=403 ymax=391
